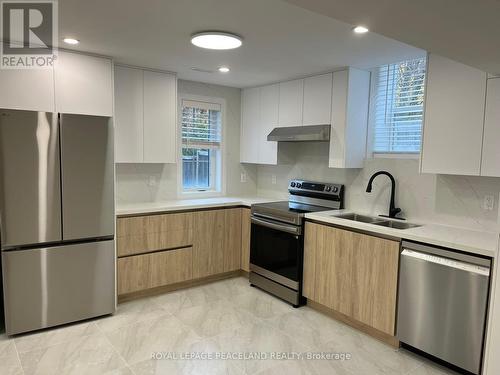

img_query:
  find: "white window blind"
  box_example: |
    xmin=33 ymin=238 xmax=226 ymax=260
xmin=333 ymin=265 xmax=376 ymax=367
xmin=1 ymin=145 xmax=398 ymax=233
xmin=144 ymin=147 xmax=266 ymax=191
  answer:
xmin=181 ymin=99 xmax=222 ymax=191
xmin=181 ymin=100 xmax=221 ymax=149
xmin=372 ymin=57 xmax=427 ymax=154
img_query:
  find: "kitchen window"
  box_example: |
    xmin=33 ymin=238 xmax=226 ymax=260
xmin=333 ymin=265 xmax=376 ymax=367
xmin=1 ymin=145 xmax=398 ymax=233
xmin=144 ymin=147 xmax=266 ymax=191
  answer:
xmin=180 ymin=98 xmax=223 ymax=194
xmin=370 ymin=57 xmax=427 ymax=155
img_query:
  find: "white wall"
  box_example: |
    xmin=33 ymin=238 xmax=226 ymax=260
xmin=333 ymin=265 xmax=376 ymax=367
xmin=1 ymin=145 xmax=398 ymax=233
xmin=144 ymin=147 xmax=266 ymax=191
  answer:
xmin=256 ymin=142 xmax=500 ymax=231
xmin=115 ymin=80 xmax=257 ymax=203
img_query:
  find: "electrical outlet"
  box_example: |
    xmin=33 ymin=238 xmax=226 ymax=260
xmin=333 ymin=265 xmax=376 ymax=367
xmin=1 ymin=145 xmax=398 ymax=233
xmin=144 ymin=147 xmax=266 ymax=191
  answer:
xmin=483 ymin=195 xmax=495 ymax=210
xmin=240 ymin=172 xmax=247 ymax=183
xmin=271 ymin=174 xmax=277 ymax=185
xmin=148 ymin=175 xmax=157 ymax=187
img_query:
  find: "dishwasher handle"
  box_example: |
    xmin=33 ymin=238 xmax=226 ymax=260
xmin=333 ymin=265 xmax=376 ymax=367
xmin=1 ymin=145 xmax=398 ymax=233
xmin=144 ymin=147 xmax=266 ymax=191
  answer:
xmin=401 ymin=249 xmax=490 ymax=276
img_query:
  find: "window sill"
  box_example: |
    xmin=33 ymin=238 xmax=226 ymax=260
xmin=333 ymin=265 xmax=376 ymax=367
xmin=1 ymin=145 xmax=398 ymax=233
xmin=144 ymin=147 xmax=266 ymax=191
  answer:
xmin=371 ymin=153 xmax=420 ymax=160
xmin=178 ymin=190 xmax=224 ymax=199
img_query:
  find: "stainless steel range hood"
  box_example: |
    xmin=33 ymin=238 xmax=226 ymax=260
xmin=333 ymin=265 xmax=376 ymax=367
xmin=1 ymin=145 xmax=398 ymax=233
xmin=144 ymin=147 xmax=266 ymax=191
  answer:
xmin=267 ymin=124 xmax=330 ymax=142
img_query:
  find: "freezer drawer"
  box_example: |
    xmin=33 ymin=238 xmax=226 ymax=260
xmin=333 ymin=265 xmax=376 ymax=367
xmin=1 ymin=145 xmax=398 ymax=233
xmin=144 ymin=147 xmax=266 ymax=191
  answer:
xmin=60 ymin=114 xmax=114 ymax=240
xmin=397 ymin=243 xmax=490 ymax=374
xmin=0 ymin=109 xmax=61 ymax=248
xmin=2 ymin=240 xmax=115 ymax=335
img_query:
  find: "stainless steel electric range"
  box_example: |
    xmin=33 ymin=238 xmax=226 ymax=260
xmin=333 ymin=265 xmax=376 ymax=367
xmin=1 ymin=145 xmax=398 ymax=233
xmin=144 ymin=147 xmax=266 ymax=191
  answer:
xmin=249 ymin=179 xmax=344 ymax=307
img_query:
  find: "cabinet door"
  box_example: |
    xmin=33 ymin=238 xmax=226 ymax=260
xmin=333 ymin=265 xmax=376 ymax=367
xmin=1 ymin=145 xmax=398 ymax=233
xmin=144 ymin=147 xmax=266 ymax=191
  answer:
xmin=421 ymin=54 xmax=487 ymax=175
xmin=240 ymin=208 xmax=251 ymax=272
xmin=54 ymin=51 xmax=113 ymax=116
xmin=304 ymin=222 xmax=399 ymax=335
xmin=481 ymin=78 xmax=500 ymax=177
xmin=193 ymin=210 xmax=226 ymax=278
xmin=350 ymin=231 xmax=399 ymax=335
xmin=0 ymin=64 xmax=54 ymax=112
xmin=240 ymin=87 xmax=260 ymax=163
xmin=114 ymin=66 xmax=144 ymax=163
xmin=223 ymin=208 xmax=242 ymax=272
xmin=303 ymin=73 xmax=332 ymax=126
xmin=278 ymin=79 xmax=304 ymax=127
xmin=259 ymin=84 xmax=279 ymax=164
xmin=143 ymin=71 xmax=177 ymax=163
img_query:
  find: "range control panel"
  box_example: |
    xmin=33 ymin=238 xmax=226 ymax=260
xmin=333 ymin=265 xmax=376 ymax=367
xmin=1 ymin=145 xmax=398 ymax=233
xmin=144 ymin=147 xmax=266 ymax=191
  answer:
xmin=288 ymin=179 xmax=343 ymax=196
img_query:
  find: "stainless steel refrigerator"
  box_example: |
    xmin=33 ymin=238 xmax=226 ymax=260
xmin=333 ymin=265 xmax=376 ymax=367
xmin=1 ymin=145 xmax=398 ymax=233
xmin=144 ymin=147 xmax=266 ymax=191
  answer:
xmin=0 ymin=109 xmax=115 ymax=335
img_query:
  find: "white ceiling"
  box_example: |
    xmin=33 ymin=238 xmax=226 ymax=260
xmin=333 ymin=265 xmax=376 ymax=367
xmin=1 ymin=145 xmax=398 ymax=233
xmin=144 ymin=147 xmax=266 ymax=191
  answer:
xmin=58 ymin=0 xmax=424 ymax=88
xmin=285 ymin=0 xmax=500 ymax=76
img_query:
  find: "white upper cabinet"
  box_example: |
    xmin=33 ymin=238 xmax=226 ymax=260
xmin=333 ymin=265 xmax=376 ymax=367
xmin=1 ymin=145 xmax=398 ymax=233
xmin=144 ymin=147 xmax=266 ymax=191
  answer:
xmin=114 ymin=65 xmax=177 ymax=164
xmin=329 ymin=68 xmax=370 ymax=169
xmin=240 ymin=87 xmax=261 ymax=163
xmin=302 ymin=73 xmax=333 ymax=126
xmin=421 ymin=54 xmax=487 ymax=175
xmin=258 ymin=84 xmax=279 ymax=164
xmin=0 ymin=65 xmax=55 ymax=112
xmin=114 ymin=66 xmax=143 ymax=163
xmin=278 ymin=79 xmax=303 ymax=127
xmin=240 ymin=84 xmax=279 ymax=165
xmin=481 ymin=78 xmax=500 ymax=177
xmin=240 ymin=70 xmax=369 ymax=166
xmin=143 ymin=70 xmax=177 ymax=163
xmin=54 ymin=51 xmax=113 ymax=116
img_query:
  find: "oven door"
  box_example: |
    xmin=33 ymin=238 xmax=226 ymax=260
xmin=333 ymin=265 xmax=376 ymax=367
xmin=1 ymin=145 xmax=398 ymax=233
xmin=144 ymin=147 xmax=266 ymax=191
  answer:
xmin=250 ymin=216 xmax=303 ymax=289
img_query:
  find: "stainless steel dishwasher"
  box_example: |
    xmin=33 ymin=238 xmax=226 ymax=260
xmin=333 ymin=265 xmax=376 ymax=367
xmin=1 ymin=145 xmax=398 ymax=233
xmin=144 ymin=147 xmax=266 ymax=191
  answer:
xmin=397 ymin=241 xmax=491 ymax=375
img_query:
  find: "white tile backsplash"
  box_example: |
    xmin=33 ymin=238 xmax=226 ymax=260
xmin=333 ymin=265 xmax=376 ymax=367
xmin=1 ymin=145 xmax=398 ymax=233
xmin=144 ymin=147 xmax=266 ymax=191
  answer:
xmin=256 ymin=142 xmax=500 ymax=232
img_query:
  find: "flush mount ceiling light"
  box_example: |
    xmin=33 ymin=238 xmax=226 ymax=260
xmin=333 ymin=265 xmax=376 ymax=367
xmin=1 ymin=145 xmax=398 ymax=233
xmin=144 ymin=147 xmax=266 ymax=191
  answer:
xmin=191 ymin=31 xmax=242 ymax=50
xmin=63 ymin=38 xmax=79 ymax=45
xmin=218 ymin=66 xmax=230 ymax=73
xmin=353 ymin=26 xmax=369 ymax=34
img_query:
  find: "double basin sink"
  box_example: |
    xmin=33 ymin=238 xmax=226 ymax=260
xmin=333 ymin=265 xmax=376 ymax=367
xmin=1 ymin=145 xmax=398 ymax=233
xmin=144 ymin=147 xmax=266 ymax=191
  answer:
xmin=334 ymin=213 xmax=421 ymax=230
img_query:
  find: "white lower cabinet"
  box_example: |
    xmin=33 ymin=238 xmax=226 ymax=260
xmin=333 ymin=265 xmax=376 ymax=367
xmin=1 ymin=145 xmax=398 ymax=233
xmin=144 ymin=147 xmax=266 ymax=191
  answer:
xmin=421 ymin=54 xmax=487 ymax=175
xmin=114 ymin=65 xmax=177 ymax=163
xmin=481 ymin=78 xmax=500 ymax=177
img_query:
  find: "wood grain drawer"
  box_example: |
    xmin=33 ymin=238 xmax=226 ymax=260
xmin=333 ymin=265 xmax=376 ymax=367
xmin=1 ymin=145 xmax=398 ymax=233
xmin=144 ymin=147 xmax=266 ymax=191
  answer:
xmin=117 ymin=246 xmax=193 ymax=295
xmin=116 ymin=212 xmax=193 ymax=257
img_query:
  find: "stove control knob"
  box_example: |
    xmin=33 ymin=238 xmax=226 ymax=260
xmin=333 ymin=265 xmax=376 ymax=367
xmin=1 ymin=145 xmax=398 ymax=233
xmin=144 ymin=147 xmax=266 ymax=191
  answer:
xmin=333 ymin=186 xmax=339 ymax=193
xmin=290 ymin=182 xmax=296 ymax=188
xmin=296 ymin=183 xmax=302 ymax=189
xmin=325 ymin=186 xmax=331 ymax=192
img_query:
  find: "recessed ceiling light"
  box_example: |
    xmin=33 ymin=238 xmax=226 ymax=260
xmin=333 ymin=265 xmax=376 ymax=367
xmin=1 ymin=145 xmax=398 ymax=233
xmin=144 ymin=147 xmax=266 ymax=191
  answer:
xmin=218 ymin=66 xmax=230 ymax=73
xmin=191 ymin=31 xmax=242 ymax=50
xmin=63 ymin=38 xmax=79 ymax=45
xmin=353 ymin=26 xmax=369 ymax=34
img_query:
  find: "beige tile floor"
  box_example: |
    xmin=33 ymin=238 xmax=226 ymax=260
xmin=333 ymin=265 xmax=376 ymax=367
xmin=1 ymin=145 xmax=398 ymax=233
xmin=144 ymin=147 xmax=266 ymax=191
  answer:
xmin=0 ymin=277 xmax=458 ymax=375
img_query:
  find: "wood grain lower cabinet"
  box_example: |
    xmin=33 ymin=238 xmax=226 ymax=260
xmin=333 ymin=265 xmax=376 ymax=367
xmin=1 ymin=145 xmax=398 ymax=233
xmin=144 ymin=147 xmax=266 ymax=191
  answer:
xmin=193 ymin=208 xmax=242 ymax=278
xmin=117 ymin=247 xmax=193 ymax=295
xmin=240 ymin=208 xmax=251 ymax=272
xmin=117 ymin=212 xmax=193 ymax=257
xmin=303 ymin=222 xmax=399 ymax=335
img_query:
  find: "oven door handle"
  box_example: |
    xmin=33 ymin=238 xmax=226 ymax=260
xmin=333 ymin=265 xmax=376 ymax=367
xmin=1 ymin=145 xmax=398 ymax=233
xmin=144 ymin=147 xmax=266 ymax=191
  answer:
xmin=251 ymin=216 xmax=302 ymax=235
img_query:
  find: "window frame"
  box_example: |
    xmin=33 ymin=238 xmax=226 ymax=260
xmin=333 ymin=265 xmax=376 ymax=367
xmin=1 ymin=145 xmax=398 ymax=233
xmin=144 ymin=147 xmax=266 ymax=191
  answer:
xmin=177 ymin=94 xmax=226 ymax=198
xmin=367 ymin=56 xmax=427 ymax=159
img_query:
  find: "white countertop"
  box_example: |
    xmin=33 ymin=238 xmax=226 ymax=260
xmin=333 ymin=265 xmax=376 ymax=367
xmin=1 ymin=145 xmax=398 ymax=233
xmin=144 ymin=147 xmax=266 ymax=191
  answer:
xmin=116 ymin=198 xmax=499 ymax=258
xmin=116 ymin=196 xmax=275 ymax=216
xmin=306 ymin=210 xmax=499 ymax=258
